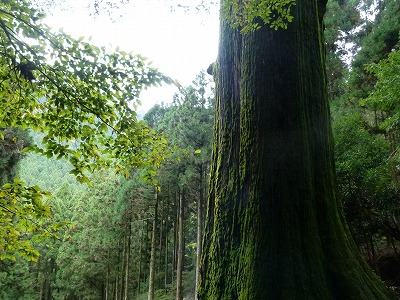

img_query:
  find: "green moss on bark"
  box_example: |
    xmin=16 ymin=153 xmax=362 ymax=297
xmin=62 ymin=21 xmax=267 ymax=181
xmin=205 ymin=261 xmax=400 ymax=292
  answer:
xmin=198 ymin=0 xmax=396 ymax=299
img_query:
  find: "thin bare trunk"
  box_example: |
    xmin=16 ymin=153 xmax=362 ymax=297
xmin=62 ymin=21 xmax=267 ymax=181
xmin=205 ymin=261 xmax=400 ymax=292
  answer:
xmin=195 ymin=164 xmax=204 ymax=299
xmin=105 ymin=249 xmax=110 ymax=300
xmin=389 ymin=234 xmax=398 ymax=259
xmin=120 ymin=234 xmax=126 ymax=300
xmin=114 ymin=274 xmax=119 ymax=300
xmin=148 ymin=189 xmax=159 ymax=300
xmin=137 ymin=220 xmax=144 ymax=296
xmin=173 ymin=191 xmax=179 ymax=281
xmin=176 ymin=190 xmax=184 ymax=300
xmin=159 ymin=200 xmax=164 ymax=287
xmin=165 ymin=194 xmax=170 ymax=292
xmin=369 ymin=231 xmax=378 ymax=273
xmin=124 ymin=219 xmax=132 ymax=300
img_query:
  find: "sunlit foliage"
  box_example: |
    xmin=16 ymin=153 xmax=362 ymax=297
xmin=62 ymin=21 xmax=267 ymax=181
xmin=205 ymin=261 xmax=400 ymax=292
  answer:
xmin=222 ymin=0 xmax=295 ymax=32
xmin=0 ymin=0 xmax=170 ymax=260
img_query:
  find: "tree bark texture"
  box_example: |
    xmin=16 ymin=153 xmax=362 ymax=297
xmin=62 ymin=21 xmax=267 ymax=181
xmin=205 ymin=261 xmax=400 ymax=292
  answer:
xmin=198 ymin=0 xmax=396 ymax=299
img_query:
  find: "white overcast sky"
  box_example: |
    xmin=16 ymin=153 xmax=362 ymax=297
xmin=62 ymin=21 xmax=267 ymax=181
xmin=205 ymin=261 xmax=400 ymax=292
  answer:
xmin=43 ymin=0 xmax=219 ymax=116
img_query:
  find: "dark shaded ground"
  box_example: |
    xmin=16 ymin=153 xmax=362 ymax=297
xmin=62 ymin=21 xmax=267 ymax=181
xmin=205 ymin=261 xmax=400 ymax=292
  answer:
xmin=366 ymin=242 xmax=400 ymax=297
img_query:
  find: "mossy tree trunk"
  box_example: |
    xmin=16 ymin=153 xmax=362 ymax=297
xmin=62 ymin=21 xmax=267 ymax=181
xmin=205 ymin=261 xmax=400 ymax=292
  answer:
xmin=198 ymin=0 xmax=396 ymax=299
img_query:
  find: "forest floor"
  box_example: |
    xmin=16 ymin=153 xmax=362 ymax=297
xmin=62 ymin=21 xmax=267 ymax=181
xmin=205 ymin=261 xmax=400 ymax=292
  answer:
xmin=367 ymin=239 xmax=400 ymax=296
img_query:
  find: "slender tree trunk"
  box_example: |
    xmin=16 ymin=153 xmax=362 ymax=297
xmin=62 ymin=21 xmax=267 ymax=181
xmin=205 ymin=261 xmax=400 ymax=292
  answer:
xmin=145 ymin=218 xmax=150 ymax=283
xmin=198 ymin=0 xmax=396 ymax=298
xmin=120 ymin=239 xmax=125 ymax=300
xmin=389 ymin=234 xmax=398 ymax=259
xmin=114 ymin=274 xmax=119 ymax=300
xmin=106 ymin=249 xmax=110 ymax=300
xmin=195 ymin=164 xmax=205 ymax=299
xmin=124 ymin=218 xmax=132 ymax=300
xmin=109 ymin=272 xmax=115 ymax=300
xmin=101 ymin=283 xmax=106 ymax=300
xmin=159 ymin=198 xmax=164 ymax=287
xmin=119 ymin=232 xmax=126 ymax=300
xmin=137 ymin=220 xmax=144 ymax=296
xmin=38 ymin=258 xmax=53 ymax=300
xmin=148 ymin=189 xmax=159 ymax=300
xmin=368 ymin=229 xmax=379 ymax=273
xmin=115 ymin=240 xmax=123 ymax=300
xmin=165 ymin=193 xmax=170 ymax=292
xmin=38 ymin=261 xmax=44 ymax=300
xmin=173 ymin=191 xmax=179 ymax=281
xmin=365 ymin=232 xmax=373 ymax=263
xmin=176 ymin=190 xmax=184 ymax=300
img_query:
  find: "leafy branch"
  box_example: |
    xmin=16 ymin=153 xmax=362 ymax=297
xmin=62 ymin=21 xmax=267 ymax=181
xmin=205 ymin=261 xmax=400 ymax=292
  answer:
xmin=0 ymin=0 xmax=171 ymax=260
xmin=0 ymin=0 xmax=171 ymax=181
xmin=0 ymin=178 xmax=73 ymax=261
xmin=222 ymin=0 xmax=296 ymax=33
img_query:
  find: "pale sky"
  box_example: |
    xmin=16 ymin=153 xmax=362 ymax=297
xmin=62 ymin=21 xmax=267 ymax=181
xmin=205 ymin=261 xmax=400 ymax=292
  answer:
xmin=43 ymin=0 xmax=219 ymax=116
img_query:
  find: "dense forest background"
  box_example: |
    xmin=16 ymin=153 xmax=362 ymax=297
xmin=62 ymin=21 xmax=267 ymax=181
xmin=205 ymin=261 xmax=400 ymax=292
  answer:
xmin=1 ymin=0 xmax=400 ymax=299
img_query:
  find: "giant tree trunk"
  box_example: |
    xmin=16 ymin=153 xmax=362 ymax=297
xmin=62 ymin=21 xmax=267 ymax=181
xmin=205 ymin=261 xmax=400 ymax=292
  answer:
xmin=198 ymin=0 xmax=395 ymax=299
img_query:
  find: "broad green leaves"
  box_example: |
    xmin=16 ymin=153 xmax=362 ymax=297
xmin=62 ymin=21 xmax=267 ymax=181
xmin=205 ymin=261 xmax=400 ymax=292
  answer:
xmin=0 ymin=0 xmax=170 ymax=260
xmin=222 ymin=0 xmax=295 ymax=33
xmin=360 ymin=50 xmax=400 ymax=131
xmin=0 ymin=178 xmax=72 ymax=261
xmin=0 ymin=0 xmax=169 ymax=181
